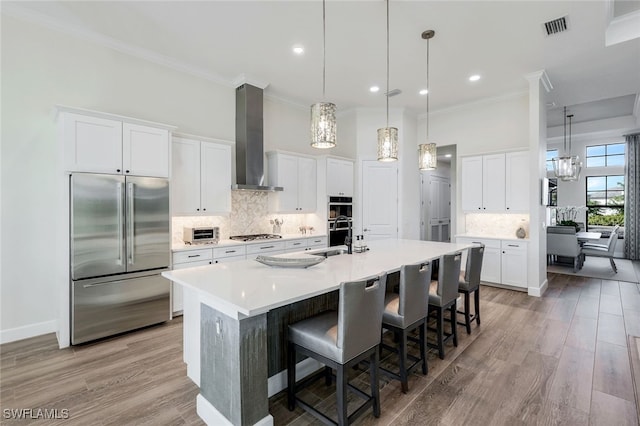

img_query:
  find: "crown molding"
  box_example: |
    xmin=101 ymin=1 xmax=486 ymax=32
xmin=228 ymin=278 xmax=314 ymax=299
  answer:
xmin=2 ymin=2 xmax=232 ymax=87
xmin=232 ymin=74 xmax=270 ymax=90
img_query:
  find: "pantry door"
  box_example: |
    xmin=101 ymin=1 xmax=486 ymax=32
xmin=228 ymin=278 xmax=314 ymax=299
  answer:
xmin=362 ymin=160 xmax=398 ymax=241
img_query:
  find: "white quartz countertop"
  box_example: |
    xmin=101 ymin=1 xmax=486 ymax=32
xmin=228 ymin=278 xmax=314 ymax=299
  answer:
xmin=455 ymin=233 xmax=529 ymax=242
xmin=172 ymin=233 xmax=328 ymax=252
xmin=163 ymin=239 xmax=472 ymax=318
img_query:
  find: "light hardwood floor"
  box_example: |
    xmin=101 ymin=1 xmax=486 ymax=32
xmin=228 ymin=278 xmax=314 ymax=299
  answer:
xmin=2 ymin=273 xmax=639 ymax=425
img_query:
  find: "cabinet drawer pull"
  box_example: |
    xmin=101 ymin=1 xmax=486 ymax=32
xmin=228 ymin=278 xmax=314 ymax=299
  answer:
xmin=260 ymin=245 xmax=275 ymax=249
xmin=472 ymin=241 xmax=482 ymax=244
xmin=187 ymin=254 xmax=201 ymax=258
xmin=293 ymin=242 xmax=302 ymax=245
xmin=507 ymin=244 xmax=519 ymax=247
xmin=225 ymin=250 xmax=236 ymax=254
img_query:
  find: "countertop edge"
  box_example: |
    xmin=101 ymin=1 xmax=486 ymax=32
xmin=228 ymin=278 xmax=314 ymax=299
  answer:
xmin=172 ymin=234 xmax=329 ymax=252
xmin=455 ymin=234 xmax=530 ymax=242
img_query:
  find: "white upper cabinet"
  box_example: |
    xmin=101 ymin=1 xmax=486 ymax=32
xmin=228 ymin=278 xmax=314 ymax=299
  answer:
xmin=200 ymin=142 xmax=232 ymax=214
xmin=62 ymin=110 xmax=170 ymax=177
xmin=327 ymin=158 xmax=354 ymax=197
xmin=63 ymin=113 xmax=123 ymax=174
xmin=267 ymin=152 xmax=317 ymax=213
xmin=461 ymin=151 xmax=528 ymax=213
xmin=122 ymin=123 xmax=169 ymax=177
xmin=482 ymin=154 xmax=506 ymax=212
xmin=172 ymin=137 xmax=231 ymax=215
xmin=505 ymin=151 xmax=530 ymax=212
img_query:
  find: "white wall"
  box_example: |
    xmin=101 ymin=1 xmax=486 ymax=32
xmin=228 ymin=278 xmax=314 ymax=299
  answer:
xmin=0 ymin=15 xmax=337 ymax=342
xmin=399 ymin=112 xmax=420 ymax=239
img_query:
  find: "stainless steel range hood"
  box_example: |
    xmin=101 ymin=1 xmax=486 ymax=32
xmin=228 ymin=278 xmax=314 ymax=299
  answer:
xmin=232 ymin=84 xmax=283 ymax=191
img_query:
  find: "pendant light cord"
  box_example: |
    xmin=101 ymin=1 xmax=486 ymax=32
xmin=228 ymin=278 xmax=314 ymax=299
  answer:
xmin=426 ymin=36 xmax=430 ymax=141
xmin=322 ymin=0 xmax=326 ymax=100
xmin=563 ymin=106 xmax=567 ymax=155
xmin=568 ymin=114 xmax=573 ymax=155
xmin=386 ymin=0 xmax=389 ymax=127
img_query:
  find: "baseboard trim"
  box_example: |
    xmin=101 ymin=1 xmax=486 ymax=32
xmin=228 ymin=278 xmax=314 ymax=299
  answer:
xmin=0 ymin=320 xmax=58 ymax=345
xmin=196 ymin=394 xmax=273 ymax=426
xmin=528 ymin=279 xmax=548 ymax=297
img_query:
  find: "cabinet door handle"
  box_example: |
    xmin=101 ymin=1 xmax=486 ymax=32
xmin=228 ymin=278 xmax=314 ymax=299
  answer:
xmin=260 ymin=245 xmax=275 ymax=249
xmin=187 ymin=254 xmax=201 ymax=258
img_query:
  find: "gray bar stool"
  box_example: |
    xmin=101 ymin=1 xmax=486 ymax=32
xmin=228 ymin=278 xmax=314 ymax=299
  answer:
xmin=287 ymin=273 xmax=387 ymax=425
xmin=428 ymin=252 xmax=462 ymax=359
xmin=457 ymin=244 xmax=485 ymax=334
xmin=380 ymin=261 xmax=430 ymax=393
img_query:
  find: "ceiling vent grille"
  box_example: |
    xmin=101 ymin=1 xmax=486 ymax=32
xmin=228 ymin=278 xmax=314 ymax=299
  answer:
xmin=543 ymin=16 xmax=569 ymax=36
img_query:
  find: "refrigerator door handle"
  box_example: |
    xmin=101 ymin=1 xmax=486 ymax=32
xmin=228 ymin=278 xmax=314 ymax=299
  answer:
xmin=127 ymin=182 xmax=135 ymax=265
xmin=117 ymin=182 xmax=124 ymax=265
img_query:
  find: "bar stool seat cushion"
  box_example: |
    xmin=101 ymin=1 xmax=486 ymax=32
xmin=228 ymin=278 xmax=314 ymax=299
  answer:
xmin=288 ymin=311 xmax=342 ymax=363
xmin=383 ymin=293 xmax=402 ymax=328
xmin=458 ymin=271 xmax=477 ymax=292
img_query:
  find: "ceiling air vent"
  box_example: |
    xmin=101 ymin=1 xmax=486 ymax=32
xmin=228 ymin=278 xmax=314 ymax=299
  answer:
xmin=543 ymin=16 xmax=569 ymax=36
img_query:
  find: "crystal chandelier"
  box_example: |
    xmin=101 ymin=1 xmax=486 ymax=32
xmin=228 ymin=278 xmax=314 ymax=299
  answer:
xmin=310 ymin=0 xmax=336 ymax=149
xmin=418 ymin=30 xmax=437 ymax=171
xmin=552 ymin=107 xmax=582 ymax=181
xmin=377 ymin=0 xmax=398 ymax=162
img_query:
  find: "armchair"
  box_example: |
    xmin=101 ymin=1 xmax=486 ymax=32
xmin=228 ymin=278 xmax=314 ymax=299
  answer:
xmin=581 ymin=225 xmax=620 ymax=273
xmin=547 ymin=226 xmax=583 ymax=272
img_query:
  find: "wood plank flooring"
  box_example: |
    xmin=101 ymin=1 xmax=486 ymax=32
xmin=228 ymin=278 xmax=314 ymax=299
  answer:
xmin=2 ymin=272 xmax=639 ymax=425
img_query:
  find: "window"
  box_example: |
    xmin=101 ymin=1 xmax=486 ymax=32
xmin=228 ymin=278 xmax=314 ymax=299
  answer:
xmin=586 ymin=175 xmax=624 ymax=229
xmin=546 ymin=149 xmax=558 ymax=171
xmin=586 ymin=143 xmax=625 ymax=167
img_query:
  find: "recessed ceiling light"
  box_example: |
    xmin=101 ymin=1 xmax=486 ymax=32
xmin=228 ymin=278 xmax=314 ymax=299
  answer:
xmin=292 ymin=46 xmax=304 ymax=55
xmin=419 ymin=89 xmax=429 ymax=95
xmin=370 ymin=86 xmax=380 ymax=93
xmin=445 ymin=154 xmax=452 ymax=158
xmin=469 ymin=74 xmax=481 ymax=82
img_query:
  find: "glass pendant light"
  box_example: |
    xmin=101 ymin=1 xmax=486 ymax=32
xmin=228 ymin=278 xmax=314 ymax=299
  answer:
xmin=377 ymin=0 xmax=398 ymax=162
xmin=552 ymin=107 xmax=582 ymax=181
xmin=418 ymin=30 xmax=437 ymax=170
xmin=310 ymin=0 xmax=336 ymax=149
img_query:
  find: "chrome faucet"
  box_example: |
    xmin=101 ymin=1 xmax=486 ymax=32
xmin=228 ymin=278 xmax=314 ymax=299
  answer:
xmin=332 ymin=215 xmax=352 ymax=254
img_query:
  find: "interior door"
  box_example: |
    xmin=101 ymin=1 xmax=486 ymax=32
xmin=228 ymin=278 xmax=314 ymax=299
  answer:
xmin=126 ymin=176 xmax=170 ymax=272
xmin=362 ymin=161 xmax=398 ymax=241
xmin=422 ymin=174 xmax=451 ymax=242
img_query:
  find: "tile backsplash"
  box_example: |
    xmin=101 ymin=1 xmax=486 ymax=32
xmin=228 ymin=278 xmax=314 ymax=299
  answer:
xmin=464 ymin=213 xmax=530 ymax=239
xmin=172 ymin=191 xmax=324 ymax=244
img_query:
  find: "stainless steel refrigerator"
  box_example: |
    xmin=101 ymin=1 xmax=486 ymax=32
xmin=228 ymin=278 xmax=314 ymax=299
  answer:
xmin=70 ymin=173 xmax=171 ymax=344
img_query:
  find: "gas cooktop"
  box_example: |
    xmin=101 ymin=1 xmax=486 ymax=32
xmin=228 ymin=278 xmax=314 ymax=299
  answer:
xmin=229 ymin=234 xmax=283 ymax=242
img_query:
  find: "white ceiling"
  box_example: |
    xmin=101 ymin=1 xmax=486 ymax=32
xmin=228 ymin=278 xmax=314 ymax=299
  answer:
xmin=4 ymin=1 xmax=640 ymax=119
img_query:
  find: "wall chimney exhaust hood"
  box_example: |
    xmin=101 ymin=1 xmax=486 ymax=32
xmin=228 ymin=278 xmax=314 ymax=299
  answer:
xmin=232 ymin=83 xmax=283 ymax=191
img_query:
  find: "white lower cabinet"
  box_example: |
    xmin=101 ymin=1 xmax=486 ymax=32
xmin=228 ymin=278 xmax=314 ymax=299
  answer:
xmin=500 ymin=241 xmax=528 ymax=288
xmin=456 ymin=237 xmax=527 ymax=288
xmin=171 ymin=249 xmax=214 ymax=315
xmin=246 ymin=241 xmax=287 ymax=260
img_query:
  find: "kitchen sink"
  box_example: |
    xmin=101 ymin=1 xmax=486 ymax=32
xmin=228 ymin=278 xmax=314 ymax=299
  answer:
xmin=310 ymin=248 xmax=348 ymax=258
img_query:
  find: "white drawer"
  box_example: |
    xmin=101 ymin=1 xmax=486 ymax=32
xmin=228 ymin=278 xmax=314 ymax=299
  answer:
xmin=173 ymin=248 xmax=213 ymax=264
xmin=285 ymin=239 xmax=307 ymax=250
xmin=246 ymin=241 xmax=286 ymax=255
xmin=501 ymin=241 xmax=527 ymax=251
xmin=307 ymin=236 xmax=327 ymax=248
xmin=213 ymin=245 xmax=247 ymax=259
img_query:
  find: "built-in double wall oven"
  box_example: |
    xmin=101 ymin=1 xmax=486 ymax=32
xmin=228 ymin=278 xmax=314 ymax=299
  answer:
xmin=328 ymin=196 xmax=353 ymax=247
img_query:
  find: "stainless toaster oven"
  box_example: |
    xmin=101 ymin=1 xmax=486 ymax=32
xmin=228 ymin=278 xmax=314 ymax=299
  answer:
xmin=183 ymin=226 xmax=219 ymax=245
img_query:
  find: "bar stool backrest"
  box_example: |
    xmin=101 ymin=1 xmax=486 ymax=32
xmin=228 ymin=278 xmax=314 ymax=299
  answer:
xmin=463 ymin=245 xmax=485 ymax=290
xmin=436 ymin=253 xmax=462 ymax=305
xmin=398 ymin=262 xmax=431 ymax=326
xmin=337 ymin=273 xmax=387 ymax=361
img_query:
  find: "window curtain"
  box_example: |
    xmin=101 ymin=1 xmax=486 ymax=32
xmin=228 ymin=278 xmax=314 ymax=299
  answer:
xmin=624 ymin=133 xmax=640 ymax=260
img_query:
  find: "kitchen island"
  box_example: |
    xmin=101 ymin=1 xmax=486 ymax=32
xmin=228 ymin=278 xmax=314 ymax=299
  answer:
xmin=163 ymin=238 xmax=472 ymax=426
